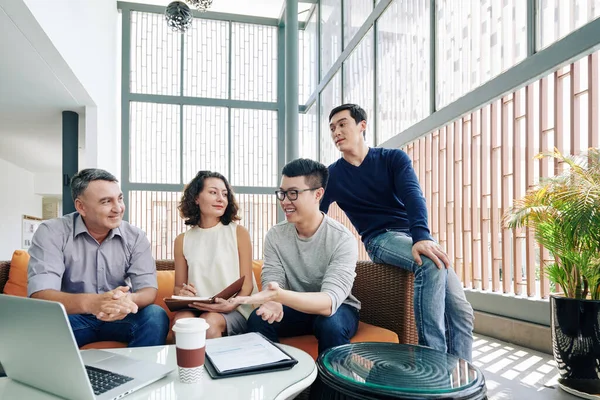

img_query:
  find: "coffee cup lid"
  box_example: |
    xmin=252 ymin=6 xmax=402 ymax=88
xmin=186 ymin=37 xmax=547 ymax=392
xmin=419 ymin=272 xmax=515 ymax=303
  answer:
xmin=172 ymin=317 xmax=210 ymax=334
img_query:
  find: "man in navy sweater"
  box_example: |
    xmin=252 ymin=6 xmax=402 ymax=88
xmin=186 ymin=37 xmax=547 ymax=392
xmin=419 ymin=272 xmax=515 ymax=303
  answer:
xmin=320 ymin=104 xmax=474 ymax=361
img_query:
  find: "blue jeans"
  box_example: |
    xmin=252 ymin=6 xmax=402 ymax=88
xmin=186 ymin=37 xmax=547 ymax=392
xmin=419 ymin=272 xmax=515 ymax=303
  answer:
xmin=68 ymin=304 xmax=169 ymax=348
xmin=366 ymin=230 xmax=474 ymax=362
xmin=247 ymin=304 xmax=360 ymax=354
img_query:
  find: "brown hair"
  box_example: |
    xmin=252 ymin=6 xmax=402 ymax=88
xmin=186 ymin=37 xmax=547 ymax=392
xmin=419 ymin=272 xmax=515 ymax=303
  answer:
xmin=179 ymin=171 xmax=240 ymax=226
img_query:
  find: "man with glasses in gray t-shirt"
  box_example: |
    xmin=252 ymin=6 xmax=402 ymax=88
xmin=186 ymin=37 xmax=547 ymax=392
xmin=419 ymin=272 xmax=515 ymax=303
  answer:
xmin=232 ymin=158 xmax=361 ymax=355
xmin=27 ymin=169 xmax=169 ymax=348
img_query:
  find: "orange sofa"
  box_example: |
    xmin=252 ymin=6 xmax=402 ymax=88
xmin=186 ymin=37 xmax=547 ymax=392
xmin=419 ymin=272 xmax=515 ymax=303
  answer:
xmin=1 ymin=250 xmax=417 ymax=360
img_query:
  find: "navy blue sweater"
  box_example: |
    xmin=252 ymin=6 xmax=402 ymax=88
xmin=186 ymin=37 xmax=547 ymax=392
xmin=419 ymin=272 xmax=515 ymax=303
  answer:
xmin=320 ymin=147 xmax=433 ymax=245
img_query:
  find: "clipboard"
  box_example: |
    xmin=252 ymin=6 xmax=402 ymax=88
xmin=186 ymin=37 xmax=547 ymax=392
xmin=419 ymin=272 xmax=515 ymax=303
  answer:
xmin=204 ymin=333 xmax=298 ymax=379
xmin=163 ymin=276 xmax=245 ymax=312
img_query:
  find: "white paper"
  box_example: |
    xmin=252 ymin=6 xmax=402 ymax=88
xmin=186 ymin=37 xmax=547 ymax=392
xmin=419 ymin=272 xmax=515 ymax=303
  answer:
xmin=205 ymin=332 xmax=291 ymax=372
xmin=171 ymin=295 xmax=211 ymax=301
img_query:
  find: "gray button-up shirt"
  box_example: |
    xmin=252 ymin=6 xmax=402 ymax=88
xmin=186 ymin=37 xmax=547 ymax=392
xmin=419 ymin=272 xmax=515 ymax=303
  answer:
xmin=28 ymin=212 xmax=157 ymax=297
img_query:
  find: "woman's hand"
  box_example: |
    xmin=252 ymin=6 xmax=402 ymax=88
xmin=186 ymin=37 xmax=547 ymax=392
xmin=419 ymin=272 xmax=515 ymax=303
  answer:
xmin=177 ymin=283 xmax=197 ymax=297
xmin=188 ymin=297 xmax=238 ymax=313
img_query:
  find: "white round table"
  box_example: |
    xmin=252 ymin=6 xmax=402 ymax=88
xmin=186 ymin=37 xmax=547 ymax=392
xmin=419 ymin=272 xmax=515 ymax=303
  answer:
xmin=0 ymin=344 xmax=317 ymax=400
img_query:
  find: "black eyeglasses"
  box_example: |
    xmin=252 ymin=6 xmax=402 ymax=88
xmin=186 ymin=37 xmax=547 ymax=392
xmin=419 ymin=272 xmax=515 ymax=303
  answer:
xmin=275 ymin=188 xmax=320 ymax=201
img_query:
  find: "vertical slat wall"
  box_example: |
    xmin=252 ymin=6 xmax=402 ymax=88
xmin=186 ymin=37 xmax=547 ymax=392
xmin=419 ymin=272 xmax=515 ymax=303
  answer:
xmin=404 ymin=52 xmax=599 ymax=298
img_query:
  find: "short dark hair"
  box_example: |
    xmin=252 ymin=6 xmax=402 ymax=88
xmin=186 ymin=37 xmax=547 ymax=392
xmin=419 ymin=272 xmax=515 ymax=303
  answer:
xmin=179 ymin=171 xmax=240 ymax=226
xmin=329 ymin=104 xmax=368 ymax=139
xmin=70 ymin=169 xmax=118 ymax=202
xmin=281 ymin=158 xmax=329 ymax=191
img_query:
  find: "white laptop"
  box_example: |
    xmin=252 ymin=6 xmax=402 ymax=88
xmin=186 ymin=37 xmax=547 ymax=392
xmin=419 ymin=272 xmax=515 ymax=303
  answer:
xmin=0 ymin=294 xmax=174 ymax=400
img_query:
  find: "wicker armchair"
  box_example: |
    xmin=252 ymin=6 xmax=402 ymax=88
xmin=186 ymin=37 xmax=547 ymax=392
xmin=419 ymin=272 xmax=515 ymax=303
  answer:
xmin=0 ymin=261 xmax=10 ymax=294
xmin=0 ymin=259 xmax=418 ymax=344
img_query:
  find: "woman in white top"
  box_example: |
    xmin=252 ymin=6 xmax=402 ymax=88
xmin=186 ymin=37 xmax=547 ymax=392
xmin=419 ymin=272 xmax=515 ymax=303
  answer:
xmin=173 ymin=171 xmax=255 ymax=338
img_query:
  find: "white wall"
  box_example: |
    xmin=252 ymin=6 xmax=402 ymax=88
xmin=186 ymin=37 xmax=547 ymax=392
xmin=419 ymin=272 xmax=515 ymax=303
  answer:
xmin=0 ymin=158 xmax=42 ymax=260
xmin=22 ymin=0 xmax=120 ymax=180
xmin=34 ymin=172 xmax=62 ymax=197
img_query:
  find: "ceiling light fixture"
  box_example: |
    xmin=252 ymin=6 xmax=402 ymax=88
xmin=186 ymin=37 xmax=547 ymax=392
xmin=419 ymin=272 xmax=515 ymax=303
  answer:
xmin=165 ymin=1 xmax=193 ymax=33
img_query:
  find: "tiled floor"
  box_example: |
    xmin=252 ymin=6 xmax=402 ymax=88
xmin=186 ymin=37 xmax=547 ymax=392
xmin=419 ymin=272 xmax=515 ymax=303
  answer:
xmin=473 ymin=334 xmax=581 ymax=399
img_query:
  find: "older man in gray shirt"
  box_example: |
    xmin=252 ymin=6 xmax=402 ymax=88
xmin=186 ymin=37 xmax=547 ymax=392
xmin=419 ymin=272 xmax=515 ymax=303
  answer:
xmin=28 ymin=169 xmax=169 ymax=348
xmin=233 ymin=159 xmax=360 ymax=354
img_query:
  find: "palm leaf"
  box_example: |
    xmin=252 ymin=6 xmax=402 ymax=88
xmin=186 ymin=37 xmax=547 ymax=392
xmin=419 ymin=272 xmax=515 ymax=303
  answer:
xmin=504 ymin=148 xmax=600 ymax=299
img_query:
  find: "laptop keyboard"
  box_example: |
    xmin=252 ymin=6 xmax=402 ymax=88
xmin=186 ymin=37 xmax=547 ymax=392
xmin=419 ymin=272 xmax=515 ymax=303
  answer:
xmin=85 ymin=365 xmax=134 ymax=396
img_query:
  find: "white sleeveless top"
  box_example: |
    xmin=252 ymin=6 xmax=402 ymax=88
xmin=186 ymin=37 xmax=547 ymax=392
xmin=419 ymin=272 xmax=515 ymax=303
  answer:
xmin=183 ymin=222 xmax=256 ymax=318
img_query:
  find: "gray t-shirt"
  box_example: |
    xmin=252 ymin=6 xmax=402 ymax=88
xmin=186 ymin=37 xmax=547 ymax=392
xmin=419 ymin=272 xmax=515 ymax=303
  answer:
xmin=261 ymin=214 xmax=361 ymax=315
xmin=28 ymin=212 xmax=157 ymax=297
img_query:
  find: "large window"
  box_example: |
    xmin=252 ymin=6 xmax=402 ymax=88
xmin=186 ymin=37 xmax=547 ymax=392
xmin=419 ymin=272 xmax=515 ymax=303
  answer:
xmin=182 ymin=105 xmax=229 ymax=181
xmin=537 ymin=0 xmax=600 ymax=49
xmin=123 ymin=9 xmax=279 ymax=259
xmin=300 ymin=104 xmax=318 ymax=160
xmin=343 ymin=0 xmax=373 ymax=47
xmin=231 ymin=23 xmax=278 ymax=102
xmin=184 ymin=19 xmax=229 ymax=99
xmin=435 ymin=0 xmax=527 ymax=108
xmin=320 ymin=0 xmax=342 ymax=76
xmin=320 ymin=73 xmax=342 ymax=166
xmin=129 ymin=102 xmax=180 ymax=184
xmin=343 ymin=29 xmax=375 ymax=147
xmin=130 ymin=11 xmax=180 ymax=96
xmin=299 ymin=10 xmax=318 ymax=104
xmin=377 ymin=0 xmax=430 ymax=144
xmin=230 ymin=109 xmax=278 ymax=187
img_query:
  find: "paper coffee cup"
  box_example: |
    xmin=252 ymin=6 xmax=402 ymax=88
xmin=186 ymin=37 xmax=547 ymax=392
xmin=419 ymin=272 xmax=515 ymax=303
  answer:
xmin=172 ymin=318 xmax=210 ymax=384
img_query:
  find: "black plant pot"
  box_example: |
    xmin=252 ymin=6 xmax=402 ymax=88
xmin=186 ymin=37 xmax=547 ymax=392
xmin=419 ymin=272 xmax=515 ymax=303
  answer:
xmin=550 ymin=295 xmax=600 ymax=394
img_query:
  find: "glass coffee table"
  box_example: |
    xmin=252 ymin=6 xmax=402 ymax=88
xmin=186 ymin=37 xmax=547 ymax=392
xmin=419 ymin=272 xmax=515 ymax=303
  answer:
xmin=311 ymin=342 xmax=486 ymax=399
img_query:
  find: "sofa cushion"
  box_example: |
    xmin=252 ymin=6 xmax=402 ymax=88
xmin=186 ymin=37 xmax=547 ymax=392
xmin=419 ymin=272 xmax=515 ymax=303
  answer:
xmin=155 ymin=270 xmax=175 ymax=318
xmin=155 ymin=270 xmax=176 ymax=344
xmin=3 ymin=250 xmax=29 ymax=297
xmin=280 ymin=321 xmax=399 ymax=360
xmin=252 ymin=260 xmax=263 ymax=291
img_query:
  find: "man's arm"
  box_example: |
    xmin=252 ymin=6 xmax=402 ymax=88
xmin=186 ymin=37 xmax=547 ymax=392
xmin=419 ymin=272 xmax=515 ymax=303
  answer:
xmin=31 ymin=290 xmax=101 ymax=314
xmin=391 ymin=150 xmax=434 ymax=243
xmin=277 ymin=289 xmax=332 ymax=316
xmin=261 ymin=231 xmax=287 ymax=290
xmin=128 ymin=287 xmax=157 ymax=308
xmin=391 ymin=150 xmax=451 ymax=269
xmin=28 ymin=223 xmax=96 ymax=314
xmin=126 ymin=232 xmax=159 ymax=308
xmin=29 ymin=223 xmax=142 ymax=317
xmin=238 ymin=231 xmax=358 ymax=317
xmin=275 ymin=233 xmax=358 ymax=316
xmin=318 ymin=233 xmax=358 ymax=314
xmin=32 ymin=289 xmax=136 ymax=316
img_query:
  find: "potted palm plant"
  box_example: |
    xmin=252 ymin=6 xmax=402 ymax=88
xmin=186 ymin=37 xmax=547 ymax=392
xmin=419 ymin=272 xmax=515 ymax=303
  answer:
xmin=504 ymin=148 xmax=600 ymax=396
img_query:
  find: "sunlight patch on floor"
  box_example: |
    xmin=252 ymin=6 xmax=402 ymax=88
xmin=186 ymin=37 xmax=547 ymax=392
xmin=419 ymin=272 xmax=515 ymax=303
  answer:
xmin=472 ymin=335 xmax=568 ymax=399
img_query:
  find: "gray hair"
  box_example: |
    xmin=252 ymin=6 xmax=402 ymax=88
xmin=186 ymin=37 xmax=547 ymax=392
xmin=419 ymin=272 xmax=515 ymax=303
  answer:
xmin=70 ymin=169 xmax=118 ymax=202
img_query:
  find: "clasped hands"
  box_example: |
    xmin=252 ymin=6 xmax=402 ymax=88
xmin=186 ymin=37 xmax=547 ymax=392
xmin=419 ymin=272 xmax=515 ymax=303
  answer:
xmin=94 ymin=286 xmax=138 ymax=322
